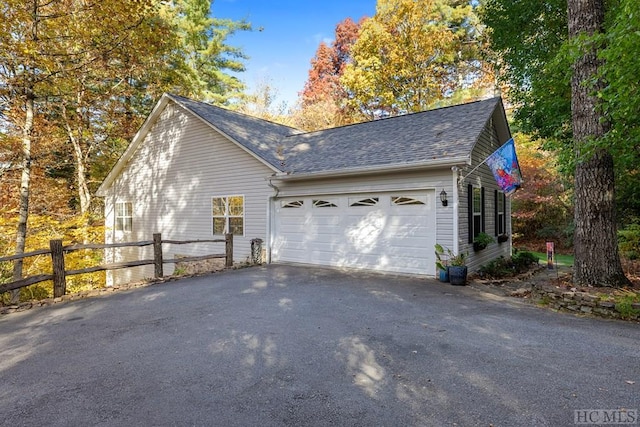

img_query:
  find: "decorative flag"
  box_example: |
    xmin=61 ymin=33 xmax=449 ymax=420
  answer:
xmin=486 ymin=138 xmax=523 ymax=196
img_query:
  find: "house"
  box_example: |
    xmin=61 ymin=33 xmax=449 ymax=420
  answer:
xmin=96 ymin=94 xmax=513 ymax=285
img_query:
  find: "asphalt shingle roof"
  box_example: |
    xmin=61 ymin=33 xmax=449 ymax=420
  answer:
xmin=171 ymin=94 xmax=503 ymax=175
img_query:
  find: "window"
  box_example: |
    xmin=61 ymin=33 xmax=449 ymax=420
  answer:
xmin=281 ymin=200 xmax=304 ymax=208
xmin=313 ymin=199 xmax=337 ymax=208
xmin=495 ymin=190 xmax=506 ymax=235
xmin=391 ymin=196 xmax=427 ymax=205
xmin=467 ymin=185 xmax=485 ymax=243
xmin=212 ymin=196 xmax=244 ymax=236
xmin=115 ymin=202 xmax=132 ymax=232
xmin=349 ymin=197 xmax=379 ymax=207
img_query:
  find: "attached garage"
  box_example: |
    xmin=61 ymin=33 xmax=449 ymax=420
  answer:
xmin=271 ymin=191 xmax=436 ymax=275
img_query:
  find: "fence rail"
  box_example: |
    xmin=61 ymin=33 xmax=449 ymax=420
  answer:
xmin=0 ymin=233 xmax=233 ymax=297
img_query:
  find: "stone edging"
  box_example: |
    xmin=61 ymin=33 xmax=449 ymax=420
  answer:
xmin=531 ymin=284 xmax=640 ymax=321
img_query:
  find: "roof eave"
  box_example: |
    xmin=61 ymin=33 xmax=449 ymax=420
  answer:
xmin=271 ymin=156 xmax=472 ymax=181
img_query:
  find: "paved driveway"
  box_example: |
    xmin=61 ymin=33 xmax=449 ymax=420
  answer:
xmin=0 ymin=265 xmax=638 ymax=426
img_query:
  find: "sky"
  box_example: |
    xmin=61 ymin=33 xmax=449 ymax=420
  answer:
xmin=213 ymin=0 xmax=376 ymax=109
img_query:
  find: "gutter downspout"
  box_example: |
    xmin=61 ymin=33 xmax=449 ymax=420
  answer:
xmin=452 ymin=166 xmax=460 ymax=255
xmin=266 ymin=176 xmax=280 ymax=264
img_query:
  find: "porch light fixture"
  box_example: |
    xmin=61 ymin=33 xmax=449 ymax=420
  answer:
xmin=440 ymin=189 xmax=448 ymax=207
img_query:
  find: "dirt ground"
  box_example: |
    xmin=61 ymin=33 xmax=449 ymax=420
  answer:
xmin=470 ymin=261 xmax=640 ymax=300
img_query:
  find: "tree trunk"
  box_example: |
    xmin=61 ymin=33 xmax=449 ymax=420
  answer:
xmin=61 ymin=103 xmax=91 ymax=214
xmin=568 ymin=0 xmax=629 ymax=287
xmin=11 ymin=93 xmax=34 ymax=304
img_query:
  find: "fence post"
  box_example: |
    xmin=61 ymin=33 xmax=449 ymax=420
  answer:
xmin=225 ymin=233 xmax=233 ymax=268
xmin=153 ymin=233 xmax=163 ymax=278
xmin=50 ymin=239 xmax=66 ymax=298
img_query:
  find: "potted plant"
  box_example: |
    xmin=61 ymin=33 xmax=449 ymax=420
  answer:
xmin=497 ymin=234 xmax=509 ymax=244
xmin=473 ymin=232 xmax=495 ymax=251
xmin=448 ymin=251 xmax=468 ymax=285
xmin=435 ymin=243 xmax=449 ymax=282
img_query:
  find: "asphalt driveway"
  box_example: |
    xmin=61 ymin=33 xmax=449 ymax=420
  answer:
xmin=0 ymin=265 xmax=638 ymax=426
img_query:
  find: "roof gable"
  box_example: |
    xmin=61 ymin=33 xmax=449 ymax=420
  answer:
xmin=169 ymin=95 xmax=300 ymax=171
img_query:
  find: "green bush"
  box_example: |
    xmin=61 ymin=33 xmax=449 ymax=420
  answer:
xmin=478 ymin=251 xmax=539 ymax=279
xmin=618 ymin=223 xmax=640 ymax=260
xmin=478 ymin=256 xmax=512 ymax=278
xmin=512 ymin=251 xmax=540 ymax=272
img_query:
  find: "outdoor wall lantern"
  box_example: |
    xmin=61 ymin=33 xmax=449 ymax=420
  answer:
xmin=440 ymin=189 xmax=448 ymax=207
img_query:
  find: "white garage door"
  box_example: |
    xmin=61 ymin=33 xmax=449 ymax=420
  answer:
xmin=271 ymin=191 xmax=436 ymax=275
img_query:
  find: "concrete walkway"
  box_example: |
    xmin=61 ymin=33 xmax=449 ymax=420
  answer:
xmin=0 ymin=265 xmax=638 ymax=426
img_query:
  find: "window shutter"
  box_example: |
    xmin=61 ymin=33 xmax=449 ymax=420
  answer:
xmin=481 ymin=187 xmax=486 ymax=233
xmin=502 ymin=192 xmax=507 ymax=234
xmin=494 ymin=190 xmax=499 ymax=236
xmin=467 ymin=184 xmax=473 ymax=244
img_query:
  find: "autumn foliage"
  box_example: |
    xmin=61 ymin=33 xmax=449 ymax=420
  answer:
xmin=511 ymin=134 xmax=573 ymax=251
xmin=295 ymin=18 xmax=363 ymax=130
xmin=0 ymin=213 xmax=105 ymax=303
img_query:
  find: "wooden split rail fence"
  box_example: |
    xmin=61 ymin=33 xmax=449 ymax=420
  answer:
xmin=0 ymin=233 xmax=233 ymax=298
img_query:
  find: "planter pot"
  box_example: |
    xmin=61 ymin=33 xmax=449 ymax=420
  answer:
xmin=473 ymin=242 xmax=487 ymax=252
xmin=448 ymin=266 xmax=468 ymax=286
xmin=497 ymin=234 xmax=509 ymax=244
xmin=438 ymin=268 xmax=449 ymax=282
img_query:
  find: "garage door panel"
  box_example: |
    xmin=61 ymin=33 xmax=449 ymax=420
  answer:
xmin=273 ymin=191 xmax=436 ymax=275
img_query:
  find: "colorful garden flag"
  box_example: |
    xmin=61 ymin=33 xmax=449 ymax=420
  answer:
xmin=486 ymin=138 xmax=523 ymax=195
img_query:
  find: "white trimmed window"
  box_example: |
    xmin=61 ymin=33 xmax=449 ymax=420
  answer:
xmin=212 ymin=196 xmax=244 ymax=236
xmin=467 ymin=185 xmax=485 ymax=242
xmin=473 ymin=187 xmax=482 ymax=238
xmin=115 ymin=201 xmax=132 ymax=232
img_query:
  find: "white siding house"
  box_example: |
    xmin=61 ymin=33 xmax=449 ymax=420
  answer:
xmin=97 ymin=94 xmax=514 ymax=285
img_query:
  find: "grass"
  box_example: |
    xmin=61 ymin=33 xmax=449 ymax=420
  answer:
xmin=529 ymin=251 xmax=574 ymax=267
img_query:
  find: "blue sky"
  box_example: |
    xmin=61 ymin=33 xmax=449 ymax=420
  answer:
xmin=213 ymin=1 xmax=376 ymax=108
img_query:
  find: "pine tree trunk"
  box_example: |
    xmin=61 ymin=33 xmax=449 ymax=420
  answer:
xmin=568 ymin=0 xmax=629 ymax=287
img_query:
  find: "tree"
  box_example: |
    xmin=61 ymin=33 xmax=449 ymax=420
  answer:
xmin=0 ymin=0 xmax=253 ymax=302
xmin=567 ymin=0 xmax=628 ymax=286
xmin=600 ymin=0 xmax=640 ymax=225
xmin=484 ymin=0 xmax=632 ymax=286
xmin=297 ymin=17 xmax=362 ymax=130
xmin=511 ymin=134 xmax=573 ymax=248
xmin=171 ymin=0 xmax=251 ymax=104
xmin=234 ymin=77 xmax=292 ymax=126
xmin=341 ymin=0 xmax=492 ymax=117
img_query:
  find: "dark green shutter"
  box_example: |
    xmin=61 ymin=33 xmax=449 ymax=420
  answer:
xmin=467 ymin=184 xmax=473 ymax=243
xmin=494 ymin=190 xmax=499 ymax=236
xmin=481 ymin=187 xmax=485 ymax=233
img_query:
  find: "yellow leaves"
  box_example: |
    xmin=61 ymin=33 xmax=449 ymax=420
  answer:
xmin=342 ymin=0 xmax=473 ymax=114
xmin=0 ymin=213 xmax=106 ymax=297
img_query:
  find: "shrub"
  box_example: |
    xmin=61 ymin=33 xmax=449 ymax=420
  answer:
xmin=511 ymin=251 xmax=540 ymax=273
xmin=478 ymin=256 xmax=511 ymax=278
xmin=618 ymin=223 xmax=640 ymax=260
xmin=478 ymin=251 xmax=539 ymax=279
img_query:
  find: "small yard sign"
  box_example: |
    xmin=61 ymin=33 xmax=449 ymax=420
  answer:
xmin=546 ymin=242 xmax=555 ymax=270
